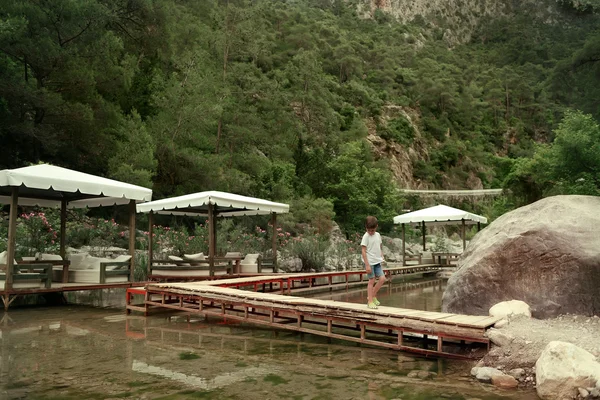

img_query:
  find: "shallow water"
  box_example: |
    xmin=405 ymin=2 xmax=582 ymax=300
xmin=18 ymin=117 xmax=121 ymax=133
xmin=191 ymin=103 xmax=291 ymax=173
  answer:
xmin=316 ymin=277 xmax=446 ymax=311
xmin=0 ymin=279 xmax=538 ymax=400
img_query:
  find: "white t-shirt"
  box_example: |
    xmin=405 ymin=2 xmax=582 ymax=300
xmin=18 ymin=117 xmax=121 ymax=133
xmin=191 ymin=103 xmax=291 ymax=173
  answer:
xmin=361 ymin=232 xmax=383 ymax=266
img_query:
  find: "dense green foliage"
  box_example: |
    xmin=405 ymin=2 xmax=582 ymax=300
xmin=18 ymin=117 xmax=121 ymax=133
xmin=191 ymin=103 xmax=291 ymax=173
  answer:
xmin=1 ymin=0 xmax=600 ymax=234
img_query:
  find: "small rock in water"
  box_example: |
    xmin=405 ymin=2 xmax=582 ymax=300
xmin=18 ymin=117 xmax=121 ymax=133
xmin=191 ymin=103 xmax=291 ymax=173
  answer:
xmin=578 ymin=388 xmax=589 ymax=398
xmin=491 ymin=374 xmax=518 ymax=389
xmin=508 ymin=368 xmax=525 ymax=380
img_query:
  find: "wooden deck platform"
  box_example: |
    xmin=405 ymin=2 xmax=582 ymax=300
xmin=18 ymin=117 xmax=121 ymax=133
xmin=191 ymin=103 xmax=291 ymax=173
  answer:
xmin=132 ymin=271 xmax=498 ymax=359
xmin=1 ymin=281 xmax=146 ymax=310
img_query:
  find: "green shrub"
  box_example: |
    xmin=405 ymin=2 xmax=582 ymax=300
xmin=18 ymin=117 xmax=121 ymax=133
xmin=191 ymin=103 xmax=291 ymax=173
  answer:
xmin=378 ymin=116 xmax=415 ymax=145
xmin=285 ymin=231 xmax=328 ymax=272
xmin=15 ymin=211 xmax=60 ymax=257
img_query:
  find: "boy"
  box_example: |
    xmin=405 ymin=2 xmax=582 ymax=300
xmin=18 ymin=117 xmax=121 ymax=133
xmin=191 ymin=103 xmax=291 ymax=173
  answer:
xmin=361 ymin=216 xmax=386 ymax=309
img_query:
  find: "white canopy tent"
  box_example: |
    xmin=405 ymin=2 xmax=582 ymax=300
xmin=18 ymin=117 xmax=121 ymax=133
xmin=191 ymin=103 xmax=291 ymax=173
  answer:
xmin=136 ymin=191 xmax=290 ymax=274
xmin=0 ymin=164 xmax=152 ymax=208
xmin=0 ymin=164 xmax=153 ymax=299
xmin=393 ymin=205 xmax=488 ymax=262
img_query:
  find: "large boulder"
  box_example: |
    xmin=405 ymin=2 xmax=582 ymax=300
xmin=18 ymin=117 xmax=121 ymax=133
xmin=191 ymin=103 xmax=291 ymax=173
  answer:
xmin=536 ymin=341 xmax=600 ymax=400
xmin=442 ymin=195 xmax=600 ymax=318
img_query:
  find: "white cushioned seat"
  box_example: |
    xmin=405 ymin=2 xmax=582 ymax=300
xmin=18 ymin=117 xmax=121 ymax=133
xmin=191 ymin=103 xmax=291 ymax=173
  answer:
xmin=183 ymin=253 xmax=205 ymax=261
xmin=105 ymin=254 xmax=132 ymax=271
xmin=239 ymin=253 xmax=260 ymax=273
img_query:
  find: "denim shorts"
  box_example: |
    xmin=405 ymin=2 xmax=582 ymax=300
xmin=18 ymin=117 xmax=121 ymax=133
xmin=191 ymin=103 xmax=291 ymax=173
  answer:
xmin=366 ymin=263 xmax=384 ymax=279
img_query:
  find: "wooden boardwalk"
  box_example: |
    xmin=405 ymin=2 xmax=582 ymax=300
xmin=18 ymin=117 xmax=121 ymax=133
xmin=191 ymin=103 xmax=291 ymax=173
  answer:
xmin=190 ymin=265 xmax=444 ymax=294
xmin=132 ymin=270 xmax=499 ymax=359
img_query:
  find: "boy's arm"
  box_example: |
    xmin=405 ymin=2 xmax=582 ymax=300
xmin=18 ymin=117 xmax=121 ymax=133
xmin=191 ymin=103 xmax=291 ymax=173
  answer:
xmin=362 ymin=246 xmax=371 ymax=273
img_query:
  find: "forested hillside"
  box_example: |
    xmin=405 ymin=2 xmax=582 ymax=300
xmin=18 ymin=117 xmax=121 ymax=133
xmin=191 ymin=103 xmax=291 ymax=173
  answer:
xmin=1 ymin=0 xmax=599 ymax=233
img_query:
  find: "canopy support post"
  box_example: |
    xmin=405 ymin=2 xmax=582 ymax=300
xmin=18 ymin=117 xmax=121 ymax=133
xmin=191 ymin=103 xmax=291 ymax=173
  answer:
xmin=401 ymin=224 xmax=406 ymax=266
xmin=208 ymin=203 xmax=215 ymax=277
xmin=128 ymin=200 xmax=136 ymax=282
xmin=421 ymin=221 xmax=426 ymax=252
xmin=59 ymin=200 xmax=66 ymax=259
xmin=477 ymin=222 xmax=481 ymax=232
xmin=5 ymin=187 xmax=19 ymax=292
xmin=60 ymin=199 xmax=68 ymax=282
xmin=271 ymin=212 xmax=277 ymax=268
xmin=461 ymin=219 xmax=466 ymax=251
xmin=148 ymin=211 xmax=154 ymax=278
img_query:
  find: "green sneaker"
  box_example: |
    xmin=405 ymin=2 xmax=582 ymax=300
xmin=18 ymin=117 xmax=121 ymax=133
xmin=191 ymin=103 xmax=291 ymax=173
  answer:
xmin=373 ymin=297 xmax=381 ymax=306
xmin=367 ymin=302 xmax=378 ymax=309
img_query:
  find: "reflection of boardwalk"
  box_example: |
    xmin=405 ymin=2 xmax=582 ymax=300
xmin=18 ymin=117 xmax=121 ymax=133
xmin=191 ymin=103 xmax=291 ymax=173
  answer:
xmin=138 ymin=274 xmax=499 ymax=359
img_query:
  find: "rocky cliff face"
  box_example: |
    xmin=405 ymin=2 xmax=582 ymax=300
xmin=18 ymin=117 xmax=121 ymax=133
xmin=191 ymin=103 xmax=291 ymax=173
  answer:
xmin=442 ymin=195 xmax=600 ymax=318
xmin=366 ymin=105 xmax=428 ymax=189
xmin=354 ymin=0 xmax=559 ymax=44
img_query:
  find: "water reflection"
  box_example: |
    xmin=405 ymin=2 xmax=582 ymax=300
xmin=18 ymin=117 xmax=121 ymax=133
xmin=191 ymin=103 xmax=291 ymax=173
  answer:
xmin=132 ymin=360 xmax=273 ymax=390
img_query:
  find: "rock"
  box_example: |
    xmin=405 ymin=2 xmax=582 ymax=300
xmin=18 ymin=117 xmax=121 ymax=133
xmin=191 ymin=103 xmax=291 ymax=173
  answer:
xmin=416 ymin=371 xmax=436 ymax=379
xmin=489 ymin=300 xmax=531 ymax=319
xmin=486 ymin=328 xmax=515 ymax=347
xmin=280 ymin=257 xmax=303 ymax=272
xmin=508 ymin=368 xmax=525 ymax=380
xmin=535 ymin=341 xmax=600 ymax=400
xmin=442 ymin=195 xmax=600 ymax=318
xmin=494 ymin=319 xmax=508 ymax=329
xmin=407 ymin=370 xmax=436 ymax=380
xmin=471 ymin=367 xmax=504 ymax=382
xmin=578 ymin=387 xmax=589 ymax=398
xmin=491 ymin=374 xmax=519 ymax=389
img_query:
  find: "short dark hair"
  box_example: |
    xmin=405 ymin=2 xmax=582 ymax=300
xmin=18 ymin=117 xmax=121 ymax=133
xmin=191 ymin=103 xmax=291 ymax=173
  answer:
xmin=365 ymin=216 xmax=378 ymax=229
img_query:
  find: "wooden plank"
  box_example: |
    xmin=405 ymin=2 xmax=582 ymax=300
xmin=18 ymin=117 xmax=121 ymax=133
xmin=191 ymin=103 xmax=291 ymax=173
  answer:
xmin=439 ymin=315 xmax=500 ymax=327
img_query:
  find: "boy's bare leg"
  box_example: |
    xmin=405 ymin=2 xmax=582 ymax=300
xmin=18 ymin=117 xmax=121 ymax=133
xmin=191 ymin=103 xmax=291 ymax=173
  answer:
xmin=372 ymin=276 xmax=386 ymax=299
xmin=367 ymin=279 xmax=375 ymax=303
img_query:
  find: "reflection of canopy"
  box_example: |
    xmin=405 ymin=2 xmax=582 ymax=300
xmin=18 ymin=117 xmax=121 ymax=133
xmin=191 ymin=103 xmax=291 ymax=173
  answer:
xmin=393 ymin=205 xmax=487 ymax=226
xmin=393 ymin=204 xmax=488 ymax=257
xmin=136 ymin=191 xmax=289 ymax=217
xmin=0 ymin=164 xmax=153 ymax=292
xmin=0 ymin=164 xmax=152 ymax=208
xmin=136 ymin=191 xmax=290 ymax=274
